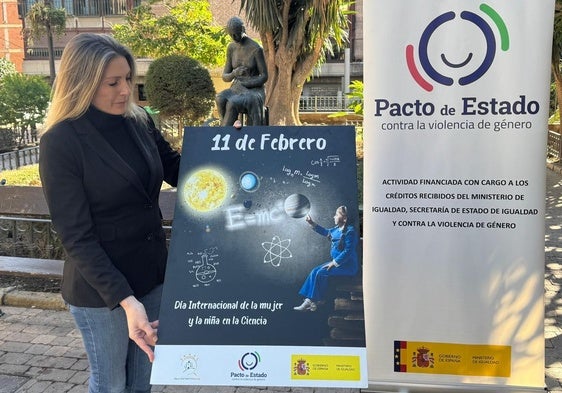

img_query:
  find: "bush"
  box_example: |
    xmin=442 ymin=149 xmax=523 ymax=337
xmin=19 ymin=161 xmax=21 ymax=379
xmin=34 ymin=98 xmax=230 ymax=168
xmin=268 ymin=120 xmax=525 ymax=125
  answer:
xmin=0 ymin=127 xmax=18 ymax=152
xmin=145 ymin=55 xmax=215 ymax=126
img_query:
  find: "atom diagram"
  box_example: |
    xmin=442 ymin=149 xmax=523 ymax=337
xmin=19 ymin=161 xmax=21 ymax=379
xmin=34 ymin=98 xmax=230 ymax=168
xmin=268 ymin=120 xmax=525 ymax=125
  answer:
xmin=262 ymin=235 xmax=292 ymax=267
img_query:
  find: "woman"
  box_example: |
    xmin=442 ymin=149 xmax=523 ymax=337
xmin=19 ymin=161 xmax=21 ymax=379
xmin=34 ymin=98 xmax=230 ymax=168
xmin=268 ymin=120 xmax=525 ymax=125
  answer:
xmin=294 ymin=206 xmax=359 ymax=311
xmin=39 ymin=33 xmax=181 ymax=392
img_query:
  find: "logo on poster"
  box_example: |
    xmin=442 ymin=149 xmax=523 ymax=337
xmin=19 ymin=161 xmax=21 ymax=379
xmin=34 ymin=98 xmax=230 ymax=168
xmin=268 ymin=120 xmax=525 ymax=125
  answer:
xmin=293 ymin=358 xmax=310 ymax=375
xmin=412 ymin=346 xmax=435 ymax=368
xmin=230 ymin=351 xmax=268 ymax=380
xmin=179 ymin=354 xmax=199 ymax=378
xmin=238 ymin=351 xmax=261 ymax=371
xmin=406 ymin=4 xmax=509 ymax=91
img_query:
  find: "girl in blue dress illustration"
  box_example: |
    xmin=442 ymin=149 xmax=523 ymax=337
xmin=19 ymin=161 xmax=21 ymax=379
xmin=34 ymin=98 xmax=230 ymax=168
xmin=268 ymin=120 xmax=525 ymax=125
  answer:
xmin=294 ymin=205 xmax=359 ymax=311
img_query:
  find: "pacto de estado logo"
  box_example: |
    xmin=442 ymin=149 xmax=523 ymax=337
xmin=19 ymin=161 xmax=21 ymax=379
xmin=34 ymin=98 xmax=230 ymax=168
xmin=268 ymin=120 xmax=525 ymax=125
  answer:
xmin=238 ymin=351 xmax=261 ymax=371
xmin=406 ymin=3 xmax=509 ymax=92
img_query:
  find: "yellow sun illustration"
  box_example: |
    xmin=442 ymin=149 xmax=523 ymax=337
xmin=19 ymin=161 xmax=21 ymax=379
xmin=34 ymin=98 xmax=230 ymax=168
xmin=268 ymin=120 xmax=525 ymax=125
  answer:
xmin=184 ymin=169 xmax=228 ymax=212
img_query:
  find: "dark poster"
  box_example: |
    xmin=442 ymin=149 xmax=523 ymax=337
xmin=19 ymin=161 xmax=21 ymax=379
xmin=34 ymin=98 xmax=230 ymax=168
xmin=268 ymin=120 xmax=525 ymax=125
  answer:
xmin=151 ymin=126 xmax=367 ymax=387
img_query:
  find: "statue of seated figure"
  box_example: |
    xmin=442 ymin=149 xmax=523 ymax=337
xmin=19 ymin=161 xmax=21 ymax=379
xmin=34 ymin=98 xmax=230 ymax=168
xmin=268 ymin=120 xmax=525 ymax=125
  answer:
xmin=216 ymin=17 xmax=268 ymax=126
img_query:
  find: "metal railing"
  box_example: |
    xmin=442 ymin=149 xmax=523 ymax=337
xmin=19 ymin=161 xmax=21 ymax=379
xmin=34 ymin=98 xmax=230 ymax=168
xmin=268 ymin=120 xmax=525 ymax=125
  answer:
xmin=299 ymin=96 xmax=351 ymax=113
xmin=25 ymin=47 xmax=65 ymax=60
xmin=0 ymin=216 xmax=62 ymax=259
xmin=0 ymin=215 xmax=173 ymax=259
xmin=548 ymin=129 xmax=561 ymax=161
xmin=0 ymin=146 xmax=40 ymax=172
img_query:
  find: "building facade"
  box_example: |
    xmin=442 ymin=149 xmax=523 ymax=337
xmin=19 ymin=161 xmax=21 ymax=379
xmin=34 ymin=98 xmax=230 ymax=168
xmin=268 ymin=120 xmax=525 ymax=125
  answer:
xmin=1 ymin=0 xmax=24 ymax=71
xmin=9 ymin=0 xmax=363 ymax=112
xmin=18 ymin=0 xmax=138 ymax=76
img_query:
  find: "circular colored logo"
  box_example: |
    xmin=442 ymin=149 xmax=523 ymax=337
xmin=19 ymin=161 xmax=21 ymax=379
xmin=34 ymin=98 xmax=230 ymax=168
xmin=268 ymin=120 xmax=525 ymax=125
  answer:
xmin=406 ymin=4 xmax=509 ymax=91
xmin=238 ymin=352 xmax=260 ymax=371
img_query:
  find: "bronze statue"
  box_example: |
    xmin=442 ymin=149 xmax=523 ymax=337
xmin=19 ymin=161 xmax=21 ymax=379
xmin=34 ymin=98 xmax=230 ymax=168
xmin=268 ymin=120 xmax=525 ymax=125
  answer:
xmin=216 ymin=17 xmax=268 ymax=126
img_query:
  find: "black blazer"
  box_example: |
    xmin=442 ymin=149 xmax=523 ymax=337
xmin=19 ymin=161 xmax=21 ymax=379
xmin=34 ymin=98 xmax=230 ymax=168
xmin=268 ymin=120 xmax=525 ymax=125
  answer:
xmin=39 ymin=112 xmax=180 ymax=309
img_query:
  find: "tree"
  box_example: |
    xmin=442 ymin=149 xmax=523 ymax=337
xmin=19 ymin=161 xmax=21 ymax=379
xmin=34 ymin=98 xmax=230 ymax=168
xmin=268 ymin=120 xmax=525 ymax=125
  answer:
xmin=328 ymin=79 xmax=363 ymax=159
xmin=26 ymin=0 xmax=66 ymax=85
xmin=113 ymin=0 xmax=227 ymax=66
xmin=552 ymin=1 xmax=562 ymax=132
xmin=145 ymin=55 xmax=215 ymax=145
xmin=0 ymin=58 xmax=16 ymax=81
xmin=0 ymin=73 xmax=51 ymax=146
xmin=343 ymin=80 xmax=363 ymax=116
xmin=240 ymin=0 xmax=352 ymax=125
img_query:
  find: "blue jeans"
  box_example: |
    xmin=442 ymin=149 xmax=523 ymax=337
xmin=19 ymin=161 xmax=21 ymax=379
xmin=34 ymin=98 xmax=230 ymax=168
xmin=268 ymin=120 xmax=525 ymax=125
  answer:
xmin=69 ymin=285 xmax=162 ymax=393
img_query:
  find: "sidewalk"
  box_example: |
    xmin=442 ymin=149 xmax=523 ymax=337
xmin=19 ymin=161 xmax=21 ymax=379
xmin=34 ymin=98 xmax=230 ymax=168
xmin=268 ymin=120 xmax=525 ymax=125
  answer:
xmin=1 ymin=167 xmax=561 ymax=393
xmin=545 ymin=163 xmax=562 ymax=393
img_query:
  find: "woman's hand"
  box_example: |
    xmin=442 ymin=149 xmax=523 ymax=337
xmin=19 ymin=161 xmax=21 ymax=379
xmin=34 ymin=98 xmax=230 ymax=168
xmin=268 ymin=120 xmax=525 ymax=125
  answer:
xmin=120 ymin=296 xmax=159 ymax=362
xmin=305 ymin=214 xmax=315 ymax=227
xmin=324 ymin=260 xmax=339 ymax=270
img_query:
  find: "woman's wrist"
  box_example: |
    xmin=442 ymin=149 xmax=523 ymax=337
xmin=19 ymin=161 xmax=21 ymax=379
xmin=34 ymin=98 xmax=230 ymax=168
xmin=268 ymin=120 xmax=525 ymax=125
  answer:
xmin=120 ymin=295 xmax=140 ymax=312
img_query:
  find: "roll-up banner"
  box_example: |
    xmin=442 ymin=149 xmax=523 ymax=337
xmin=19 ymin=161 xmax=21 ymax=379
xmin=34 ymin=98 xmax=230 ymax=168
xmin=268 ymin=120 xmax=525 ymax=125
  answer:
xmin=363 ymin=1 xmax=554 ymax=392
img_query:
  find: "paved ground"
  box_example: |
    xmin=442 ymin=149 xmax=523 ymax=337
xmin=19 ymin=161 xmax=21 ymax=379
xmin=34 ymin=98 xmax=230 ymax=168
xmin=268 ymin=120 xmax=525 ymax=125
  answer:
xmin=0 ymin=166 xmax=561 ymax=393
xmin=544 ymin=163 xmax=562 ymax=393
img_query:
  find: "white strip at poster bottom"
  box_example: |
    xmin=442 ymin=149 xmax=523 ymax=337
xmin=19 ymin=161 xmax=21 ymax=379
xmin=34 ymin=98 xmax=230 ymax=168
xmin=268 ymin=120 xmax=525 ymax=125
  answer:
xmin=151 ymin=345 xmax=367 ymax=388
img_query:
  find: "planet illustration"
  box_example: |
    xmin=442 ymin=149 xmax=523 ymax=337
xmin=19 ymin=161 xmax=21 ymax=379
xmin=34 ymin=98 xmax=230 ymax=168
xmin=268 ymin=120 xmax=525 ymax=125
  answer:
xmin=184 ymin=168 xmax=228 ymax=212
xmin=239 ymin=171 xmax=260 ymax=192
xmin=284 ymin=193 xmax=311 ymax=218
xmin=196 ymin=263 xmax=217 ymax=283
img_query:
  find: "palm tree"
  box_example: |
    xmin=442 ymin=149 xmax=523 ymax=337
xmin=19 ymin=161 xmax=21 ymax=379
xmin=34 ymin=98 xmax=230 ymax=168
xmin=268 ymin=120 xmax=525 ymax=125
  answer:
xmin=239 ymin=0 xmax=351 ymax=125
xmin=27 ymin=0 xmax=66 ymax=85
xmin=551 ymin=0 xmax=562 ymax=159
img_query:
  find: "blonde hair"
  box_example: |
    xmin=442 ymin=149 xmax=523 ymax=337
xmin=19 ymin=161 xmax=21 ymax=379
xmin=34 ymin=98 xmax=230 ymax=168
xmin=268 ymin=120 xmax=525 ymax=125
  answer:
xmin=43 ymin=33 xmax=146 ymax=131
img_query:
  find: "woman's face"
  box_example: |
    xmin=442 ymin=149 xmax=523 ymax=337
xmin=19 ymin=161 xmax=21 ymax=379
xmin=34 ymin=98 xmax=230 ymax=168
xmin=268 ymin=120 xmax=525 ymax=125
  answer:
xmin=91 ymin=56 xmax=131 ymax=115
xmin=334 ymin=208 xmax=347 ymax=226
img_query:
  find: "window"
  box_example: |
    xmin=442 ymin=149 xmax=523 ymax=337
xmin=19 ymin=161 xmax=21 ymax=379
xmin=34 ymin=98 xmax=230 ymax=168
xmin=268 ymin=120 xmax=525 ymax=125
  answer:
xmin=20 ymin=0 xmax=141 ymax=17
